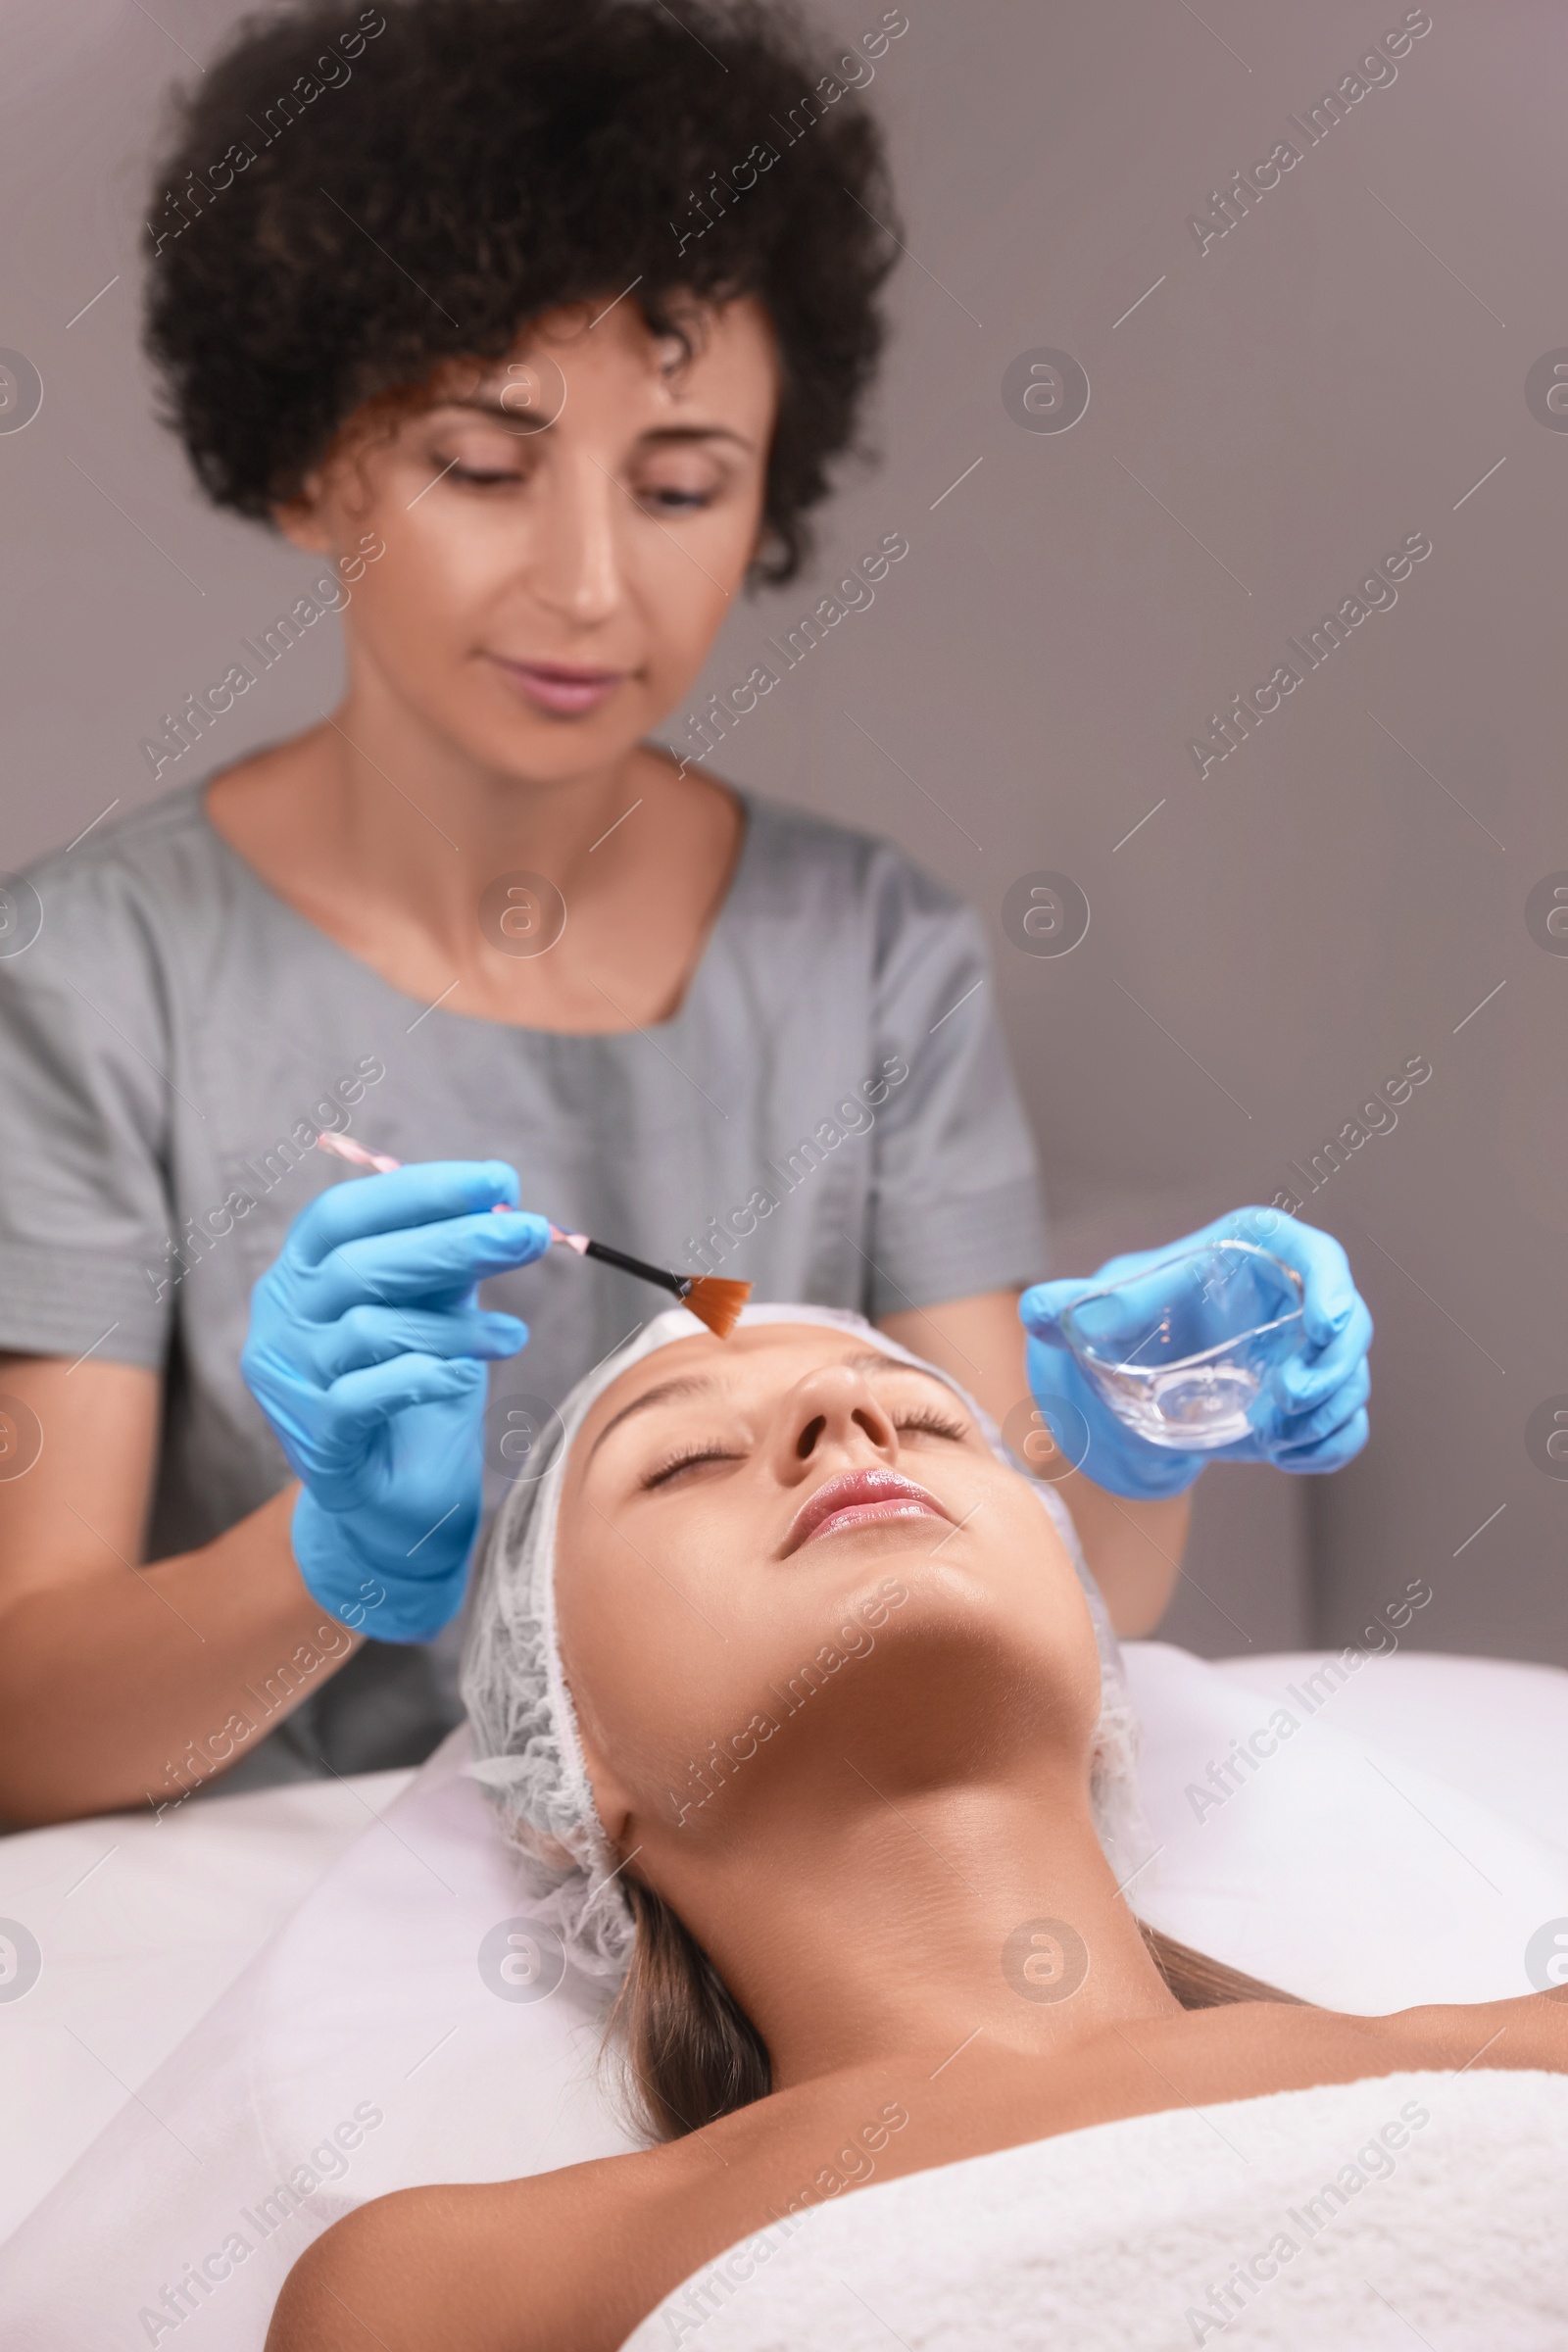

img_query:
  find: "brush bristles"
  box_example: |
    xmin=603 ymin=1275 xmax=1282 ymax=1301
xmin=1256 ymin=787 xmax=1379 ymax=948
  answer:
xmin=684 ymin=1277 xmax=752 ymax=1340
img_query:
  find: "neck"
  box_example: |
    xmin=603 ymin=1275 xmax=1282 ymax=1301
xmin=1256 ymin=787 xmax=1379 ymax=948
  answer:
xmin=208 ymin=645 xmax=742 ymax=1031
xmin=659 ymin=1766 xmax=1179 ymax=2088
xmin=314 ymin=654 xmax=651 ymax=957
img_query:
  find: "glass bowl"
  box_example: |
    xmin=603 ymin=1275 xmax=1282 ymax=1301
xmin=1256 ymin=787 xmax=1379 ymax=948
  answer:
xmin=1058 ymin=1241 xmax=1304 ymax=1449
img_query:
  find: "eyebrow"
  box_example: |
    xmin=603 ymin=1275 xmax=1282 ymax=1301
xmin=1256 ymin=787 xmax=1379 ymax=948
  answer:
xmin=837 ymin=1350 xmax=950 ymax=1383
xmin=588 ymin=1372 xmax=719 ymax=1459
xmin=586 ymin=1351 xmax=960 ymax=1462
xmin=432 ymin=401 xmax=757 ymax=453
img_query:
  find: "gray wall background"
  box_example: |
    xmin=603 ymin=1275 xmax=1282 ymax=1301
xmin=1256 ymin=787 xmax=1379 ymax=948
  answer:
xmin=2 ymin=0 xmax=1563 ymax=1666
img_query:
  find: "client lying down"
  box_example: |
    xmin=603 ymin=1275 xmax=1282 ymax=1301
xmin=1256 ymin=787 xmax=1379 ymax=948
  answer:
xmin=270 ymin=1306 xmax=1568 ymax=2352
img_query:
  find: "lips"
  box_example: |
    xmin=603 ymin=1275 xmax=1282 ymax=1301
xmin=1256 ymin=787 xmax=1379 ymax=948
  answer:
xmin=489 ymin=656 xmax=627 ymax=717
xmin=784 ymin=1468 xmax=952 ymax=1555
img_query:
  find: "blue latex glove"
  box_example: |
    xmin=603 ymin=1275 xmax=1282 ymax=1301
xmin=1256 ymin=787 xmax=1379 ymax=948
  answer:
xmin=1018 ymin=1205 xmax=1372 ymax=1501
xmin=241 ymin=1161 xmax=549 ymax=1642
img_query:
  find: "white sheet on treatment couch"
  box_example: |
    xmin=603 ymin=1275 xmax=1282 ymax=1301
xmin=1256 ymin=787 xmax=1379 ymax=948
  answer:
xmin=1 ymin=1644 xmax=1566 ymax=2349
xmin=0 ymin=1768 xmax=414 ymax=2245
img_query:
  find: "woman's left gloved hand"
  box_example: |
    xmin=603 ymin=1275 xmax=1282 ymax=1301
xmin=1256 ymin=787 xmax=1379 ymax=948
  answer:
xmin=1018 ymin=1206 xmax=1373 ymax=1501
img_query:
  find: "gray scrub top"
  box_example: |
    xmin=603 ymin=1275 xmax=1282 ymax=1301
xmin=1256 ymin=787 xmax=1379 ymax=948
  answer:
xmin=0 ymin=779 xmax=1046 ymax=1788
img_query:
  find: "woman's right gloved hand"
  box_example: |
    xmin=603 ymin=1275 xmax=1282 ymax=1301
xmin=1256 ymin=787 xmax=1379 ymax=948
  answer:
xmin=241 ymin=1161 xmax=550 ymax=1643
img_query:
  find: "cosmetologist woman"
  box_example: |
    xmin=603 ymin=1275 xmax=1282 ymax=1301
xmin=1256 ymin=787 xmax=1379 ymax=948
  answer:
xmin=0 ymin=0 xmax=1371 ymax=1821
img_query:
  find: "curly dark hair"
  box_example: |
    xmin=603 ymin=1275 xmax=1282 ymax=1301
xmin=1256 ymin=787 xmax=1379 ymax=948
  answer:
xmin=141 ymin=0 xmax=906 ymax=584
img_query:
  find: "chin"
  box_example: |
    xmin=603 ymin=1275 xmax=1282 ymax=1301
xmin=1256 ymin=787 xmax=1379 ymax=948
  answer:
xmin=812 ymin=1546 xmax=1083 ymax=1669
xmin=452 ymin=706 xmax=637 ymax=784
xmin=857 ymin=1549 xmax=1099 ymax=1695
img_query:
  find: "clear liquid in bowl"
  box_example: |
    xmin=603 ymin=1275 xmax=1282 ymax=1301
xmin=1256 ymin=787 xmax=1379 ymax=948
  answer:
xmin=1061 ymin=1242 xmax=1304 ymax=1452
xmin=1094 ymin=1359 xmax=1260 ymax=1448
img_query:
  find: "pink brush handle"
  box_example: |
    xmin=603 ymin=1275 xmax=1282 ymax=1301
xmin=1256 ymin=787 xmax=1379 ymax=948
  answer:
xmin=315 ymin=1130 xmax=402 ymax=1175
xmin=314 ymin=1131 xmax=588 ymax=1246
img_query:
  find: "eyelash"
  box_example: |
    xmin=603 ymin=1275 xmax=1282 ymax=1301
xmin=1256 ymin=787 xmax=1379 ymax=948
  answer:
xmin=439 ymin=462 xmax=717 ymax=514
xmin=893 ymin=1406 xmax=968 ymax=1443
xmin=641 ymin=1444 xmax=740 ymax=1491
xmin=643 ymin=486 xmax=715 ymax=513
xmin=639 ymin=1407 xmax=968 ymax=1491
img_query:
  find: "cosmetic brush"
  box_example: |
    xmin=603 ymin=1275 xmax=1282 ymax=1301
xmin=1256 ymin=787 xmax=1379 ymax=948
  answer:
xmin=314 ymin=1130 xmax=752 ymax=1340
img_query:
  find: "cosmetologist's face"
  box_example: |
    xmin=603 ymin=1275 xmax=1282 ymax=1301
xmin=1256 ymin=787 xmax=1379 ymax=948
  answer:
xmin=275 ymin=293 xmax=779 ymax=783
xmin=554 ymin=1325 xmax=1103 ymax=1850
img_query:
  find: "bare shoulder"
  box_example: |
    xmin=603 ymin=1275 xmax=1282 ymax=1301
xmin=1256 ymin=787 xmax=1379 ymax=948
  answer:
xmin=262 ymin=2073 xmax=881 ymax=2352
xmin=1083 ymin=1992 xmax=1568 ymax=2132
xmin=1372 ymin=1989 xmax=1568 ymax=2074
xmin=264 ymin=2140 xmax=705 ymax=2352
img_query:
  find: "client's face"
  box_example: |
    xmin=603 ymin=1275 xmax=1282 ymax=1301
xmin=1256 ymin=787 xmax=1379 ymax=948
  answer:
xmin=555 ymin=1325 xmax=1103 ymax=1862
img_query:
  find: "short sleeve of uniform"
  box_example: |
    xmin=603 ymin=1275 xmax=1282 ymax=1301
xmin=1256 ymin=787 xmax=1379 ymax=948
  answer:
xmin=0 ymin=850 xmax=175 ymax=1367
xmin=861 ymin=848 xmax=1046 ymax=1316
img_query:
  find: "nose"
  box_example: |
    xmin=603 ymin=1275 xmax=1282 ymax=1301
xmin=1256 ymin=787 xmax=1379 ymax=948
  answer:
xmin=525 ymin=449 xmax=624 ymax=631
xmin=769 ymin=1364 xmax=899 ymax=1490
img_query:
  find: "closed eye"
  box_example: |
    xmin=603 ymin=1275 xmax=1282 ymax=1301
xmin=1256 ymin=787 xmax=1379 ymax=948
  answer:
xmin=639 ymin=1405 xmax=966 ymax=1491
xmin=638 ymin=484 xmax=717 ymax=514
xmin=894 ymin=1406 xmax=968 ymax=1443
xmin=640 ymin=1444 xmax=745 ymax=1491
xmin=448 ymin=466 xmax=521 ymax=487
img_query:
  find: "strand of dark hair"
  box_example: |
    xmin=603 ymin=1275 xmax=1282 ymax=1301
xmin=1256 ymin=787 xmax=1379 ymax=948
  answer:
xmin=610 ymin=1878 xmax=772 ymax=2140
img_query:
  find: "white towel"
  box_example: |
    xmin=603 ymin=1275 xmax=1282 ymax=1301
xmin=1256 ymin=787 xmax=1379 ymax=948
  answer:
xmin=622 ymin=2067 xmax=1568 ymax=2351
